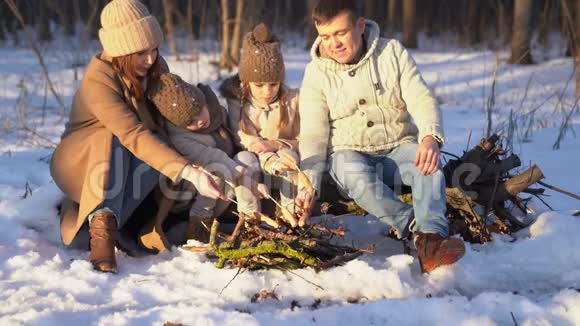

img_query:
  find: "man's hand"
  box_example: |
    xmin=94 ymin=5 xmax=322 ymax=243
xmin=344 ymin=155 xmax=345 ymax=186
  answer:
xmin=414 ymin=135 xmax=440 ymax=176
xmin=295 ymin=188 xmax=315 ymax=227
xmin=249 ymin=139 xmax=280 ymax=154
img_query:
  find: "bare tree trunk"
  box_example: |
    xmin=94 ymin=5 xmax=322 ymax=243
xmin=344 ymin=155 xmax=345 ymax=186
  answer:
xmin=509 ymin=0 xmax=534 ymax=64
xmin=182 ymin=0 xmax=194 ymax=59
xmin=387 ymin=0 xmax=398 ymax=36
xmin=463 ymin=0 xmax=482 ymax=46
xmin=220 ymin=0 xmax=234 ymax=70
xmin=560 ymin=0 xmax=572 ymax=57
xmin=230 ymin=0 xmax=244 ymax=64
xmin=537 ymin=0 xmax=552 ymax=48
xmin=575 ymin=0 xmax=580 ymax=96
xmin=73 ymin=0 xmax=82 ymax=34
xmin=305 ymin=0 xmax=318 ymax=50
xmin=199 ymin=0 xmax=208 ymax=37
xmin=423 ymin=0 xmax=438 ymax=37
xmin=162 ymin=0 xmax=179 ymax=60
xmin=44 ymin=0 xmax=74 ymax=36
xmin=244 ymin=0 xmax=266 ymax=33
xmin=402 ymin=0 xmax=417 ymax=48
xmin=37 ymin=0 xmax=52 ymax=42
xmin=0 ymin=21 xmax=5 ymax=42
xmin=568 ymin=0 xmax=580 ymax=96
xmin=497 ymin=0 xmax=509 ymax=47
xmin=80 ymin=0 xmax=100 ymax=53
xmin=365 ymin=0 xmax=378 ymax=25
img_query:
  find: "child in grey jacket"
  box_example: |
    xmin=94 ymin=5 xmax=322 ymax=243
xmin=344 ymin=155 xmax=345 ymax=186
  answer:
xmin=148 ymin=73 xmax=253 ymax=242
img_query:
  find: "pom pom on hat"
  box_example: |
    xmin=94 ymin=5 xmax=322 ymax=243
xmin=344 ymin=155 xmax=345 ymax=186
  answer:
xmin=252 ymin=23 xmax=272 ymax=43
xmin=239 ymin=22 xmax=285 ymax=83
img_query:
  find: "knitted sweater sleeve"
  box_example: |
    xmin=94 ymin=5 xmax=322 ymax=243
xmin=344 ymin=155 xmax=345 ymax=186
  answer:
xmin=394 ymin=41 xmax=445 ymax=145
xmin=166 ymin=123 xmax=242 ymax=180
xmin=298 ymin=64 xmax=329 ymax=193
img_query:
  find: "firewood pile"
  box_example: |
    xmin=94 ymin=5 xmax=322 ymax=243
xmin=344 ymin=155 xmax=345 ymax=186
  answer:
xmin=439 ymin=134 xmax=546 ymax=242
xmin=182 ymin=214 xmax=369 ymax=271
xmin=182 ymin=157 xmax=370 ymax=271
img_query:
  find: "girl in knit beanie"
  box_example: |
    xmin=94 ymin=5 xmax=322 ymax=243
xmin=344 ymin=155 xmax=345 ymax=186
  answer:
xmin=220 ymin=23 xmax=301 ymax=221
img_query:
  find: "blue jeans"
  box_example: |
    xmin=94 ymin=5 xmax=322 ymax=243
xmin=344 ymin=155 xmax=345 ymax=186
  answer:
xmin=89 ymin=137 xmax=160 ymax=227
xmin=329 ymin=143 xmax=448 ymax=238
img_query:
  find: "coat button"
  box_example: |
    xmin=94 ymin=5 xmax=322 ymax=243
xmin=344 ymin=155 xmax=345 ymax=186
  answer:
xmin=348 ymin=70 xmax=356 ymax=77
xmin=367 ymin=121 xmax=374 ymax=127
xmin=358 ymin=99 xmax=366 ymax=105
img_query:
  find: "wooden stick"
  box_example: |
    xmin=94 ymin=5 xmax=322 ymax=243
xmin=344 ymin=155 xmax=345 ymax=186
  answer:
xmin=281 ymin=268 xmax=324 ymax=290
xmin=538 ymin=181 xmax=580 ymax=200
xmin=228 ymin=213 xmax=246 ymax=243
xmin=308 ymin=224 xmax=345 ymax=236
xmin=180 ymin=246 xmax=210 ymax=252
xmin=253 ymin=212 xmax=281 ymax=229
xmin=209 ymin=219 xmax=220 ymax=248
xmin=265 ymin=193 xmax=298 ymax=227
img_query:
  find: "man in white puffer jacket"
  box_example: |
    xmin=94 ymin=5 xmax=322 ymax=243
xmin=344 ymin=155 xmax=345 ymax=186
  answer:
xmin=296 ymin=0 xmax=465 ymax=273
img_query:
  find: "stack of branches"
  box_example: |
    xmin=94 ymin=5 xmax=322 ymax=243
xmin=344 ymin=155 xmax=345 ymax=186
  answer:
xmin=182 ymin=157 xmax=370 ymax=271
xmin=183 ymin=214 xmax=368 ymax=271
xmin=439 ymin=134 xmax=546 ymax=243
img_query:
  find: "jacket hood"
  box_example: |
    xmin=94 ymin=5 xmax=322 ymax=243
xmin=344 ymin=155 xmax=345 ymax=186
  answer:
xmin=219 ymin=73 xmax=243 ymax=100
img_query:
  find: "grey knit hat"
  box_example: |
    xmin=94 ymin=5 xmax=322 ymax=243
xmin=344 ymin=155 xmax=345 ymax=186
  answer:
xmin=239 ymin=23 xmax=285 ymax=83
xmin=148 ymin=73 xmax=206 ymax=128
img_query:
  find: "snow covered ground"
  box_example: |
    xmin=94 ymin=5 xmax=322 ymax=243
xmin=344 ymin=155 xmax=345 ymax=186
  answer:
xmin=0 ymin=39 xmax=579 ymax=325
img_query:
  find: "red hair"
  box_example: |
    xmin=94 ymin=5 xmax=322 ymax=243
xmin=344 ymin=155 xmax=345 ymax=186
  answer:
xmin=111 ymin=51 xmax=162 ymax=100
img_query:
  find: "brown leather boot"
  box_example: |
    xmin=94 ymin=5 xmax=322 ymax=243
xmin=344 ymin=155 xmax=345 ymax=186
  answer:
xmin=138 ymin=219 xmax=171 ymax=253
xmin=138 ymin=190 xmax=175 ymax=253
xmin=414 ymin=232 xmax=465 ymax=273
xmin=185 ymin=217 xmax=214 ymax=243
xmin=89 ymin=212 xmax=118 ymax=273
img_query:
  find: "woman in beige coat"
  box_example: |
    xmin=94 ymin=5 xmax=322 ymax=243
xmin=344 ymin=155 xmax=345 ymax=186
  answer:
xmin=50 ymin=0 xmax=224 ymax=273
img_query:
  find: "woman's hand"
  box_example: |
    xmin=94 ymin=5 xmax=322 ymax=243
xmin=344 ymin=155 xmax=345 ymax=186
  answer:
xmin=180 ymin=165 xmax=227 ymax=200
xmin=248 ymin=139 xmax=280 ymax=154
xmin=415 ymin=136 xmax=441 ymax=176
